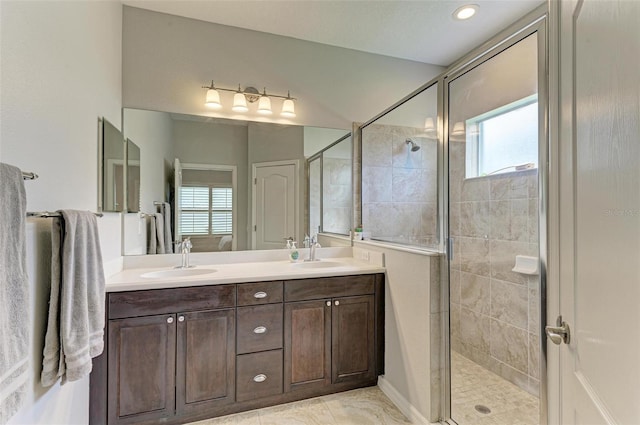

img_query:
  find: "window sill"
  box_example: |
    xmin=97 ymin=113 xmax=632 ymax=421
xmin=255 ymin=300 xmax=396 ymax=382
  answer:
xmin=463 ymin=167 xmax=537 ymax=181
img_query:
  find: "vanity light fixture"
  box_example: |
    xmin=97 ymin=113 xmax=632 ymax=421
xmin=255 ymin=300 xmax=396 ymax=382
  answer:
xmin=202 ymin=81 xmax=296 ymax=117
xmin=453 ymin=4 xmax=479 ymax=20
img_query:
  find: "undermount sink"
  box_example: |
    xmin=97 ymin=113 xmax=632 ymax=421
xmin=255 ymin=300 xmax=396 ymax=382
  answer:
xmin=140 ymin=268 xmax=217 ymax=279
xmin=292 ymin=260 xmax=346 ymax=269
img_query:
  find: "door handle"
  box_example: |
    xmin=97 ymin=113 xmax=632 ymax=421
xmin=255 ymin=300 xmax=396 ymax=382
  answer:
xmin=545 ymin=316 xmax=570 ymax=345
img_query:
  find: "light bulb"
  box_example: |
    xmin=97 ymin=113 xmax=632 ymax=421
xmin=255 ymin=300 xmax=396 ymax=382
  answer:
xmin=453 ymin=4 xmax=479 ymax=20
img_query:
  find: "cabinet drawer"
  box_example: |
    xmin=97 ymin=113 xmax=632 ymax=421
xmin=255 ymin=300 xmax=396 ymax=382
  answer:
xmin=284 ymin=275 xmax=375 ymax=302
xmin=237 ymin=281 xmax=283 ymax=306
xmin=109 ymin=284 xmax=235 ymax=319
xmin=237 ymin=304 xmax=283 ymax=354
xmin=236 ymin=350 xmax=283 ymax=402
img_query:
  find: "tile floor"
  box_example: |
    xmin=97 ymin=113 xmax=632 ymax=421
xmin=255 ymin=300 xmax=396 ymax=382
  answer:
xmin=450 ymin=351 xmax=539 ymax=425
xmin=187 ymin=386 xmax=412 ymax=425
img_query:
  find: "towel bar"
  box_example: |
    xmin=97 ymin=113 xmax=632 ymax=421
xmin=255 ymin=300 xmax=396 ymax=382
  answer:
xmin=27 ymin=211 xmax=103 ymax=218
xmin=22 ymin=171 xmax=38 ymax=180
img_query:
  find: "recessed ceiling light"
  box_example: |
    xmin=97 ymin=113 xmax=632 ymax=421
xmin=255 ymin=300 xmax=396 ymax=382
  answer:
xmin=453 ymin=4 xmax=479 ymax=20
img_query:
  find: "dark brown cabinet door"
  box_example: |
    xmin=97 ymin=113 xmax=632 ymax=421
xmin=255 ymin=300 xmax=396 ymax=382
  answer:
xmin=331 ymin=295 xmax=375 ymax=384
xmin=176 ymin=309 xmax=236 ymax=415
xmin=107 ymin=314 xmax=176 ymax=425
xmin=284 ymin=299 xmax=331 ymax=392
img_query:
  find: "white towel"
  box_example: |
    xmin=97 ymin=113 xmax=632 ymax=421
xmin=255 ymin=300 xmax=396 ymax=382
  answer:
xmin=159 ymin=202 xmax=173 ymax=254
xmin=41 ymin=210 xmax=106 ymax=386
xmin=0 ymin=163 xmax=29 ymax=424
xmin=154 ymin=213 xmax=165 ymax=254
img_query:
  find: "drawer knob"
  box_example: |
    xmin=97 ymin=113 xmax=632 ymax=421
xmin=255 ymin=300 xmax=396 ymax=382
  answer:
xmin=253 ymin=326 xmax=267 ymax=334
xmin=254 ymin=291 xmax=268 ymax=299
xmin=326 ymin=301 xmax=331 ymax=306
xmin=335 ymin=300 xmax=340 ymax=306
xmin=253 ymin=374 xmax=267 ymax=383
xmin=178 ymin=316 xmax=185 ymax=322
xmin=167 ymin=317 xmax=174 ymax=324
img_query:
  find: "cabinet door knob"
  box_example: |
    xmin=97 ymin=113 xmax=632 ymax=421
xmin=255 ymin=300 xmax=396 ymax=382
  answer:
xmin=254 ymin=291 xmax=268 ymax=299
xmin=253 ymin=374 xmax=267 ymax=383
xmin=178 ymin=316 xmax=185 ymax=322
xmin=167 ymin=317 xmax=174 ymax=324
xmin=326 ymin=301 xmax=331 ymax=306
xmin=253 ymin=326 xmax=267 ymax=334
xmin=335 ymin=300 xmax=340 ymax=306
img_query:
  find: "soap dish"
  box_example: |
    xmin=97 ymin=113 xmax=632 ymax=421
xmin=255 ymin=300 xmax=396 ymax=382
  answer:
xmin=512 ymin=255 xmax=539 ymax=275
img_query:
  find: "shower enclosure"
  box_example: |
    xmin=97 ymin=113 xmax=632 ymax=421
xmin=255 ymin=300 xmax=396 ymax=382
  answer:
xmin=443 ymin=12 xmax=547 ymax=425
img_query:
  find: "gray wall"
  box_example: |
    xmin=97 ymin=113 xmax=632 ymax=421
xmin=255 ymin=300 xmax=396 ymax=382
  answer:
xmin=122 ymin=6 xmax=444 ymax=129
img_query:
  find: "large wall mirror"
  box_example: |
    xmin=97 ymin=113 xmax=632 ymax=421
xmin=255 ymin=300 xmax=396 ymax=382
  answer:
xmin=122 ymin=108 xmax=349 ymax=255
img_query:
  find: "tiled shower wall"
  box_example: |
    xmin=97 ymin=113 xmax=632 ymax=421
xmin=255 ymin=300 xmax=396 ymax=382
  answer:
xmin=449 ymin=139 xmax=540 ymax=396
xmin=361 ymin=124 xmax=438 ymax=248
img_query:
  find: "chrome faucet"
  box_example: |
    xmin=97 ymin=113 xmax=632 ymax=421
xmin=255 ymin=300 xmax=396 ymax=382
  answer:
xmin=305 ymin=235 xmax=321 ymax=262
xmin=176 ymin=237 xmax=194 ymax=269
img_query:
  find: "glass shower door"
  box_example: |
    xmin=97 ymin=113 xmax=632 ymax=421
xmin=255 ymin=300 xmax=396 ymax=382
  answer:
xmin=446 ymin=30 xmax=543 ymax=425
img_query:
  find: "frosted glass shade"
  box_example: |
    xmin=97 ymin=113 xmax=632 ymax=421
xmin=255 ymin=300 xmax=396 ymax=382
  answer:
xmin=281 ymin=99 xmax=296 ymax=117
xmin=424 ymin=117 xmax=435 ymax=136
xmin=451 ymin=121 xmax=465 ymax=136
xmin=257 ymin=96 xmax=272 ymax=115
xmin=232 ymin=92 xmax=248 ymax=112
xmin=205 ymin=88 xmax=222 ymax=109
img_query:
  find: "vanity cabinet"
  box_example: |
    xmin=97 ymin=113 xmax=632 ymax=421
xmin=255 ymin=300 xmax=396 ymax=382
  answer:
xmin=91 ymin=274 xmax=384 ymax=425
xmin=284 ymin=275 xmax=377 ymax=393
xmin=107 ymin=314 xmax=176 ymax=425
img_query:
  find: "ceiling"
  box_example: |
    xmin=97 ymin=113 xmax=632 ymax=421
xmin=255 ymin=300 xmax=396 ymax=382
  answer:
xmin=122 ymin=0 xmax=544 ymax=66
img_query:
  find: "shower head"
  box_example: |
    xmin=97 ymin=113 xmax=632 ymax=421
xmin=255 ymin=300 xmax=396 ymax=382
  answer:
xmin=405 ymin=139 xmax=421 ymax=152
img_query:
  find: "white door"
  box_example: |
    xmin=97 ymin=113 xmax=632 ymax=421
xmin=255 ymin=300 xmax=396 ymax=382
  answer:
xmin=174 ymin=158 xmax=182 ymax=245
xmin=253 ymin=162 xmax=297 ymax=250
xmin=555 ymin=0 xmax=640 ymax=423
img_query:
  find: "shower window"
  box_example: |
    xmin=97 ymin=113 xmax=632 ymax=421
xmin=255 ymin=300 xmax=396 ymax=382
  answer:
xmin=360 ymin=83 xmax=439 ymax=249
xmin=465 ymin=94 xmax=538 ymax=178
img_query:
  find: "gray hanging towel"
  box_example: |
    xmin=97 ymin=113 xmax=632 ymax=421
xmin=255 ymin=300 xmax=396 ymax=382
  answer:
xmin=0 ymin=163 xmax=29 ymax=424
xmin=41 ymin=210 xmax=105 ymax=385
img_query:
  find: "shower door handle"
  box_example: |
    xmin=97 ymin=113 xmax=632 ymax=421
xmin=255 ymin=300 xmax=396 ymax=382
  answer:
xmin=545 ymin=316 xmax=570 ymax=345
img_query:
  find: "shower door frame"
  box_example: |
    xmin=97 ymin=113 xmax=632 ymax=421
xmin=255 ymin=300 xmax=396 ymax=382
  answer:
xmin=440 ymin=6 xmax=550 ymax=425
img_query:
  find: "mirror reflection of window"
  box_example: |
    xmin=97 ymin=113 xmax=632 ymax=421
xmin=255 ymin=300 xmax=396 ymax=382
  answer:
xmin=179 ymin=168 xmax=234 ymax=252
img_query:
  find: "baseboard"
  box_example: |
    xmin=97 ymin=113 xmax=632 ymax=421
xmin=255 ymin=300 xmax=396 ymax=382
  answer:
xmin=377 ymin=376 xmax=434 ymax=425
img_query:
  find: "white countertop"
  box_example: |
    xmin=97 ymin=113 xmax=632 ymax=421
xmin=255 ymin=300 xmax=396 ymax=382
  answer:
xmin=106 ymin=256 xmax=385 ymax=292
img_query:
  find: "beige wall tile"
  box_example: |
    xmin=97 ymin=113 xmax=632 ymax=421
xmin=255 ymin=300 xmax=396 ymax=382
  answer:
xmin=460 ymin=272 xmax=490 ymax=315
xmin=490 ymin=279 xmax=528 ymax=329
xmin=489 ymin=319 xmax=528 ymax=373
xmin=460 ymin=237 xmax=491 ymax=277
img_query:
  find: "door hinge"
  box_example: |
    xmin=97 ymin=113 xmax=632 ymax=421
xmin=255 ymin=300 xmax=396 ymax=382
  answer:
xmin=254 ymin=225 xmax=257 ymax=231
xmin=254 ymin=178 xmax=257 ymax=184
xmin=545 ymin=315 xmax=570 ymax=345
